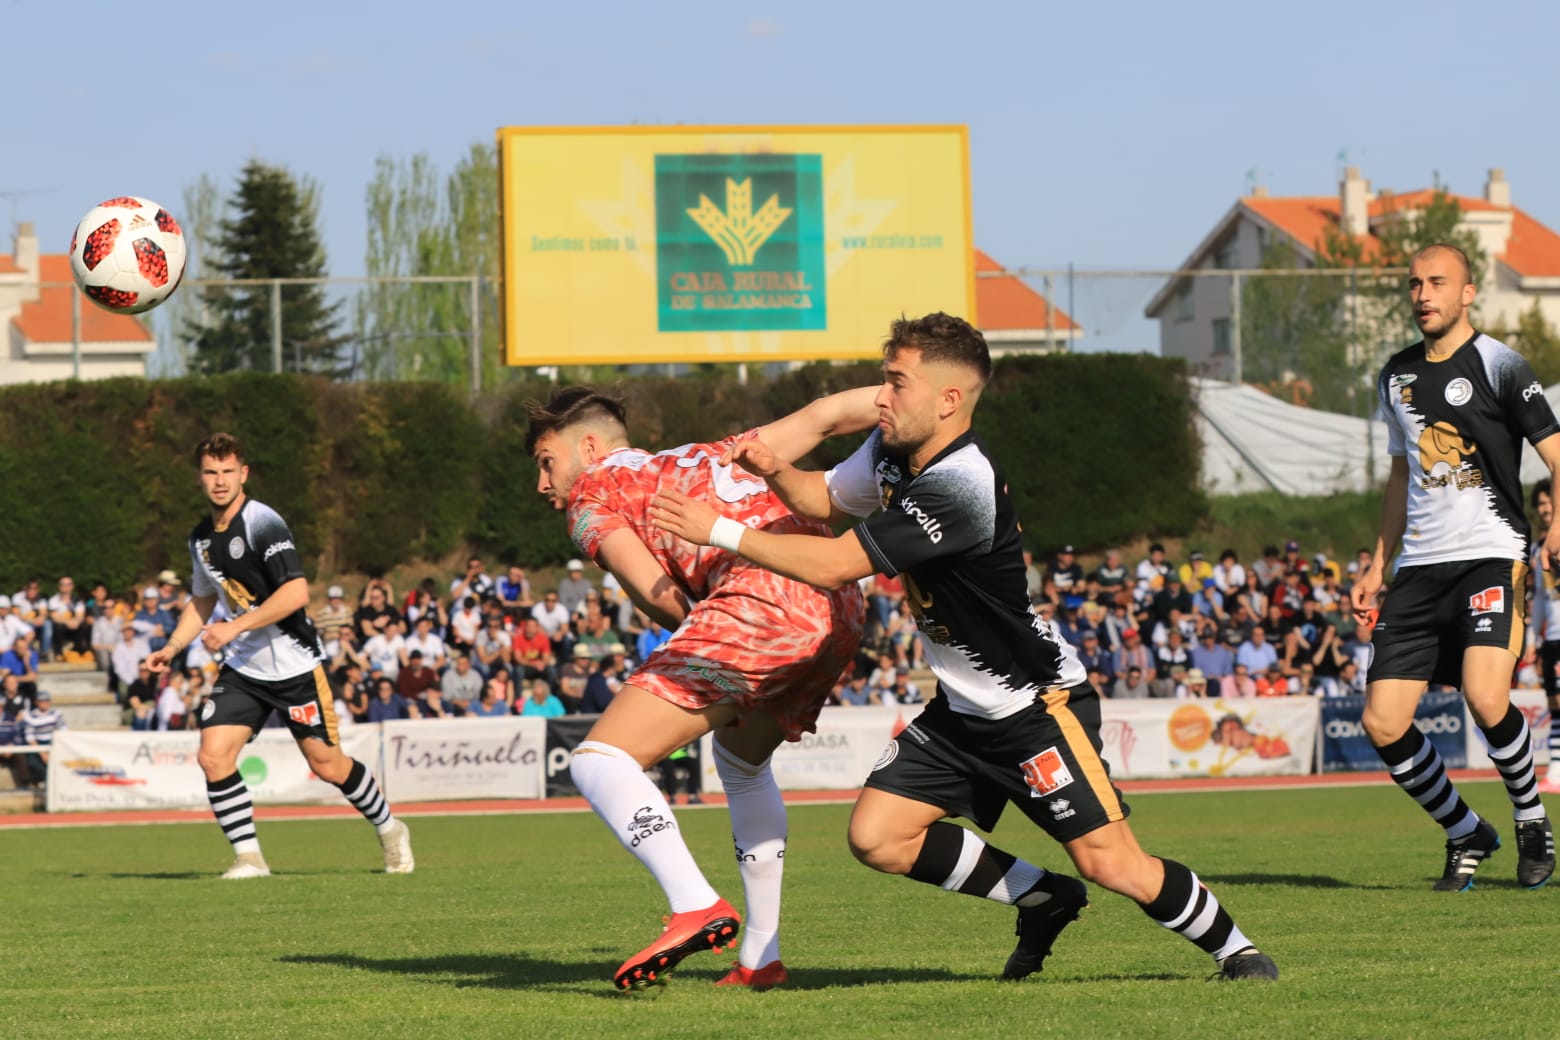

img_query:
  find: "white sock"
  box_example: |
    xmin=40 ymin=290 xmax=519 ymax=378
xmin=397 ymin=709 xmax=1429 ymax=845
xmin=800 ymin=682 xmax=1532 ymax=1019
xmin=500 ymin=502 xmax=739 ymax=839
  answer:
xmin=714 ymin=740 xmax=786 ymax=968
xmin=571 ymin=740 xmax=720 ymax=914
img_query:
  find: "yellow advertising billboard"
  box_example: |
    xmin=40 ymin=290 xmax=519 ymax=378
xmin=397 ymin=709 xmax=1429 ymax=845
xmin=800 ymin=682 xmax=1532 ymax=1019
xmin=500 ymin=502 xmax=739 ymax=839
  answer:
xmin=497 ymin=124 xmax=974 ymax=366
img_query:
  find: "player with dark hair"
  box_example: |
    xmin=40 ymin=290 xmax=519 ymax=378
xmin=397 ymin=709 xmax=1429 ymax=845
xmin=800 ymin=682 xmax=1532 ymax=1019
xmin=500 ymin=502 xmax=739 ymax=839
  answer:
xmin=146 ymin=433 xmax=413 ymax=878
xmin=1532 ymin=478 xmax=1560 ymax=794
xmin=1351 ymin=243 xmax=1558 ymax=890
xmin=527 ymin=386 xmax=874 ymax=990
xmin=650 ymin=311 xmax=1276 ymax=981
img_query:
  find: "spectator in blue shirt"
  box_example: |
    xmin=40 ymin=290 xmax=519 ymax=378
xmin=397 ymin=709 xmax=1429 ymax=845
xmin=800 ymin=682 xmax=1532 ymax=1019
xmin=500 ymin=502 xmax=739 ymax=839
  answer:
xmin=0 ymin=637 xmax=39 ymax=699
xmin=1189 ymin=629 xmax=1234 ymax=681
xmin=518 ymin=678 xmax=565 ymax=719
xmin=1236 ymin=626 xmax=1280 ymax=675
xmin=1077 ymin=631 xmax=1115 ymax=685
xmin=133 ymin=587 xmax=177 ymax=653
xmin=636 ymin=620 xmax=672 ymax=663
xmin=365 ymin=678 xmax=415 ymax=722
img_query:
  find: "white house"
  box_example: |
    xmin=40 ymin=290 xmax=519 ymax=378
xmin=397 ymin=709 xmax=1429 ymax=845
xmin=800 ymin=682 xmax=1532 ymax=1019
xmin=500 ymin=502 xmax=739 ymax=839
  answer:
xmin=0 ymin=223 xmax=154 ymax=383
xmin=1146 ymin=167 xmax=1560 ymax=380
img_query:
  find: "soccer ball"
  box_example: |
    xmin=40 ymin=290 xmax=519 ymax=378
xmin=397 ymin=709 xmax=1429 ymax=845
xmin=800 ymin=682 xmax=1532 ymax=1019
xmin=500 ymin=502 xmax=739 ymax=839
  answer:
xmin=68 ymin=196 xmax=188 ymax=314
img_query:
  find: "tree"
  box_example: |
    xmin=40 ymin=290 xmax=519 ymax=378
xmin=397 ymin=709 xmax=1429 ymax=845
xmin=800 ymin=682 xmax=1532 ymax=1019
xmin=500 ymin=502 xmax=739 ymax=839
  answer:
xmin=1489 ymin=300 xmax=1560 ymax=386
xmin=1241 ymin=188 xmax=1487 ymax=415
xmin=182 ymin=159 xmax=346 ymax=375
xmin=358 ymin=142 xmax=503 ymax=388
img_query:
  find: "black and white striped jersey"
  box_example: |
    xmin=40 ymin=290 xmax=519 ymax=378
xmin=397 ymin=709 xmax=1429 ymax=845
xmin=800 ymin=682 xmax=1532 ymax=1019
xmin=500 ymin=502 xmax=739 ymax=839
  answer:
xmin=1378 ymin=332 xmax=1559 ymax=567
xmin=826 ymin=428 xmax=1086 ymax=720
xmin=188 ymin=498 xmax=324 ymax=681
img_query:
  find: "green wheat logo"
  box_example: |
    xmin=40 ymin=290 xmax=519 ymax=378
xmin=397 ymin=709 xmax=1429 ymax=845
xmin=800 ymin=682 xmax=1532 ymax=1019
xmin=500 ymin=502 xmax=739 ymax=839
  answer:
xmin=686 ymin=178 xmax=791 ymax=266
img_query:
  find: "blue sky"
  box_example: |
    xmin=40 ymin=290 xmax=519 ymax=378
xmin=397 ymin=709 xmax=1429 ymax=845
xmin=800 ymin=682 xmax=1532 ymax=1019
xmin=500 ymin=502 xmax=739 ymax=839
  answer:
xmin=8 ymin=0 xmax=1559 ymax=350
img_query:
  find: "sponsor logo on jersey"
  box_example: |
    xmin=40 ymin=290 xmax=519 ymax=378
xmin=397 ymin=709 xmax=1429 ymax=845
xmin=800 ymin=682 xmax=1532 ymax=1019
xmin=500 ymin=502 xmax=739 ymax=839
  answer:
xmin=1469 ymin=586 xmax=1505 ymax=616
xmin=229 ymin=536 xmax=245 ymax=559
xmin=1444 ymin=377 xmax=1473 ymax=406
xmin=872 ymin=739 xmax=899 ymax=771
xmin=1048 ymin=797 xmax=1075 ymax=820
xmin=262 ymin=539 xmax=294 ymax=561
xmin=877 ymin=461 xmax=902 ymax=509
xmin=1523 ymin=380 xmax=1545 ymax=402
xmin=1019 ymin=746 xmax=1074 ymax=797
xmin=201 ymin=699 xmax=216 ymax=720
xmin=288 ymin=703 xmax=321 ymax=727
xmin=1475 ymin=616 xmax=1493 ymax=633
xmin=898 ymin=497 xmax=944 ymax=543
xmin=1390 ymin=374 xmax=1417 ymax=387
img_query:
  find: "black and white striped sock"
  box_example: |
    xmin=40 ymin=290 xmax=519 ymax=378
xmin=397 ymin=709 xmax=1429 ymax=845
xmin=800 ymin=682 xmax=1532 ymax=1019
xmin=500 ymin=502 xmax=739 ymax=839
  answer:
xmin=1142 ymin=858 xmax=1253 ymax=962
xmin=1375 ymin=724 xmax=1478 ymax=840
xmin=906 ymin=820 xmax=1046 ymax=904
xmin=335 ymin=759 xmax=395 ymax=832
xmin=1481 ymin=706 xmax=1546 ymax=823
xmin=207 ymin=772 xmax=260 ymax=854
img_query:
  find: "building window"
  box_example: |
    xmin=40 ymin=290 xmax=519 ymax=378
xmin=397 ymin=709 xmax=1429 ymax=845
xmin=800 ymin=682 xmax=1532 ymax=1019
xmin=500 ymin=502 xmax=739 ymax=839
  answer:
xmin=1212 ymin=318 xmax=1232 ymax=356
xmin=1175 ymin=285 xmax=1193 ymax=322
xmin=1214 ymin=239 xmax=1237 ymax=270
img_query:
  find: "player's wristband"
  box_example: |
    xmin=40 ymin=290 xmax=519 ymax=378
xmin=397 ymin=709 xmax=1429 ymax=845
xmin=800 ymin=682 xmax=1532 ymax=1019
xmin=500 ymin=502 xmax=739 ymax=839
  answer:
xmin=709 ymin=516 xmax=746 ymax=553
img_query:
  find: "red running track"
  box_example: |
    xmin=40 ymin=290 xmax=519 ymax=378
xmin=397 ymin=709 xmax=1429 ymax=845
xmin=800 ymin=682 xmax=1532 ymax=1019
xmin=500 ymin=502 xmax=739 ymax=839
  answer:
xmin=0 ymin=769 xmax=1504 ymax=830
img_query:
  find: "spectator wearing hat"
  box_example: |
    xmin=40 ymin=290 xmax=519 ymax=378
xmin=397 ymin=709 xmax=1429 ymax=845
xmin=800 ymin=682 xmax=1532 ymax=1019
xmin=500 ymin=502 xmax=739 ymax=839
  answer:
xmin=1190 ymin=627 xmax=1234 ymax=682
xmin=316 ymin=584 xmax=354 ymax=636
xmin=885 ymin=668 xmax=924 ymax=706
xmin=1047 ymin=545 xmax=1085 ymax=595
xmin=1114 ymin=628 xmax=1152 ymax=680
xmin=1191 ymin=577 xmax=1226 ymax=622
xmin=0 ymin=637 xmax=39 ymax=700
xmin=1178 ymin=551 xmax=1214 ymax=590
xmin=21 ymin=690 xmax=64 ymax=787
xmin=1281 ymin=540 xmax=1305 ymax=578
xmin=1077 ymin=630 xmax=1115 ymax=686
xmin=557 ymin=643 xmax=595 ymax=712
xmin=1110 ymin=665 xmax=1152 ymax=699
xmin=133 ymin=586 xmax=177 ymax=655
xmin=1180 ymin=668 xmax=1210 ymax=699
xmin=108 ymin=622 xmax=150 ymax=700
xmin=556 ymin=559 xmax=594 ymax=618
xmin=125 ymin=661 xmax=159 ymax=730
xmin=155 ymin=570 xmax=184 ymax=613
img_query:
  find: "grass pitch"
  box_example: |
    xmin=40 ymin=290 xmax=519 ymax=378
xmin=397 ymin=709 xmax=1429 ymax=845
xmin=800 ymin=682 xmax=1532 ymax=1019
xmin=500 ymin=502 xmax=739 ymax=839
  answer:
xmin=5 ymin=781 xmax=1558 ymax=1040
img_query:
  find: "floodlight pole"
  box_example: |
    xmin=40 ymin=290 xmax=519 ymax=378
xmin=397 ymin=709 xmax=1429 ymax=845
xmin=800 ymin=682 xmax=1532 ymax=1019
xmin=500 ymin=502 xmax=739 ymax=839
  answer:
xmin=1230 ymin=272 xmax=1242 ymax=385
xmin=270 ymin=280 xmax=283 ymax=373
xmin=71 ymin=288 xmax=81 ymax=380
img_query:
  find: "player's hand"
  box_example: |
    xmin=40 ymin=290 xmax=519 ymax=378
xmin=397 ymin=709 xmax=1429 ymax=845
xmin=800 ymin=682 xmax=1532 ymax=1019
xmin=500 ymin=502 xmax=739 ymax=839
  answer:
xmin=200 ymin=618 xmax=241 ymax=653
xmin=647 ymin=489 xmax=721 ymax=545
xmin=1349 ymin=571 xmax=1381 ymax=627
xmin=718 ymin=434 xmax=783 ymax=479
xmin=144 ymin=648 xmax=172 ymax=674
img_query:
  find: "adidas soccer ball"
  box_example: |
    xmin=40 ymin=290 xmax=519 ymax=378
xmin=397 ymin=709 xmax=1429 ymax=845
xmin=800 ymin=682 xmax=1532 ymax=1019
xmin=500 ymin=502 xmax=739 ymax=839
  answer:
xmin=68 ymin=196 xmax=188 ymax=314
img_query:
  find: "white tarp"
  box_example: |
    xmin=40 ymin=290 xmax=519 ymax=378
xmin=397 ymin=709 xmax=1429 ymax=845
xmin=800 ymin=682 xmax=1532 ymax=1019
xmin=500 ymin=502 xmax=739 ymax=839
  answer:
xmin=1192 ymin=377 xmax=1394 ymax=496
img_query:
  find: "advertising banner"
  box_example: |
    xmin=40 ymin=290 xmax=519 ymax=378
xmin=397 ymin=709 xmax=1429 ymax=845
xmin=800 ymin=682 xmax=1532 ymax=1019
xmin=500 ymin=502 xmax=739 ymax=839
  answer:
xmin=1098 ymin=697 xmax=1317 ymax=779
xmin=698 ymin=706 xmax=905 ymax=793
xmin=1318 ymin=691 xmax=1468 ymax=773
xmin=379 ymin=717 xmax=546 ymax=801
xmin=498 ymin=125 xmax=973 ymax=366
xmin=1464 ymin=687 xmax=1551 ymax=770
xmin=544 ymin=715 xmax=599 ymax=798
xmin=47 ymin=727 xmax=380 ymax=812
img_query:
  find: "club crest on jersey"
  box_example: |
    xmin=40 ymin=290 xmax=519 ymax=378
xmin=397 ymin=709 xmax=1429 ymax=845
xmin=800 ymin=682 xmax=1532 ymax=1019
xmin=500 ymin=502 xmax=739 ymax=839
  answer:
xmin=288 ymin=703 xmax=321 ymax=727
xmin=872 ymin=739 xmax=899 ymax=771
xmin=1019 ymin=746 xmax=1074 ymax=798
xmin=1469 ymin=587 xmax=1505 ymax=616
xmin=229 ymin=536 xmax=245 ymax=559
xmin=1444 ymin=377 xmax=1473 ymax=406
xmin=877 ymin=461 xmax=901 ymax=509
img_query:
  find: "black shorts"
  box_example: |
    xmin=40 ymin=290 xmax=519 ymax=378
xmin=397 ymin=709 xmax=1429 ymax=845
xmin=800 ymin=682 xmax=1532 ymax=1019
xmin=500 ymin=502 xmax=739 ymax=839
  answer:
xmin=199 ymin=665 xmax=340 ymax=745
xmin=863 ymin=685 xmax=1130 ymax=842
xmin=1369 ymin=559 xmax=1528 ymax=687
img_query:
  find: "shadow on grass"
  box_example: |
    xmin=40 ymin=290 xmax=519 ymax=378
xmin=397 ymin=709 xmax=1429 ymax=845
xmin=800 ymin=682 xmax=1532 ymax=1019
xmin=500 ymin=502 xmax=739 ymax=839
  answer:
xmin=84 ymin=869 xmax=351 ymax=880
xmin=1197 ymin=872 xmax=1394 ymax=890
xmin=282 ymin=952 xmax=984 ymax=994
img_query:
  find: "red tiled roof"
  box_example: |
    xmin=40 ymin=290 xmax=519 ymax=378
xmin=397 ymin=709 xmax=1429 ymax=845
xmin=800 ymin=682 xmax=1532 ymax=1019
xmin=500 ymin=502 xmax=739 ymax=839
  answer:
xmin=1245 ymin=189 xmax=1560 ymax=278
xmin=12 ymin=255 xmax=152 ymax=344
xmin=0 ymin=254 xmax=20 ymax=274
xmin=974 ymin=249 xmax=1079 ymax=332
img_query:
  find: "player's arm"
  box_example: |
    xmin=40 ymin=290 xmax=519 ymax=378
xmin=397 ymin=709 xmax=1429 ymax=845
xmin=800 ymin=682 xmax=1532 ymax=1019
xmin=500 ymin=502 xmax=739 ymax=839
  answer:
xmin=648 ymin=490 xmax=875 ymax=590
xmin=594 ymin=528 xmax=692 ymax=630
xmin=721 ymin=387 xmax=881 ymax=524
xmin=201 ymin=578 xmax=310 ymax=653
xmin=1352 ymin=454 xmax=1408 ymax=623
xmin=146 ymin=593 xmax=219 ymax=673
xmin=1536 ymin=432 xmax=1560 ymax=572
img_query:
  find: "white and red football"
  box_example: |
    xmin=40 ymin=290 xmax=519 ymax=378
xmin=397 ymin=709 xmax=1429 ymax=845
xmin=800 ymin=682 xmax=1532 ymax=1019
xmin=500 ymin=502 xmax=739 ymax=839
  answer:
xmin=68 ymin=196 xmax=188 ymax=314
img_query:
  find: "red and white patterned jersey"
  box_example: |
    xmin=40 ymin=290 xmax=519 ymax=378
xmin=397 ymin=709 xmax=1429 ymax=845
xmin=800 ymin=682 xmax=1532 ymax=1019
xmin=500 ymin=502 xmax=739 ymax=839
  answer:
xmin=567 ymin=439 xmax=794 ymax=599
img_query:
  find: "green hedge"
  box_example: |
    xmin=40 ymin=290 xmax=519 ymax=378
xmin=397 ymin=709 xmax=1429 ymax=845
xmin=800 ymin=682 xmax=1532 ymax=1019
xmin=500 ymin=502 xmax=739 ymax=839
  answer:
xmin=0 ymin=355 xmax=1201 ymax=589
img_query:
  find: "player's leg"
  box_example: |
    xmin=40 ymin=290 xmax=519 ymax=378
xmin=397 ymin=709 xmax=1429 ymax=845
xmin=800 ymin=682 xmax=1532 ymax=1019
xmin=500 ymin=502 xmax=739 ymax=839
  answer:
xmin=1062 ymin=821 xmax=1274 ymax=979
xmin=196 ymin=723 xmax=267 ymax=878
xmin=1463 ymin=646 xmax=1553 ymax=888
xmin=710 ymin=713 xmax=789 ymax=988
xmin=1540 ymin=640 xmax=1560 ymax=792
xmin=573 ymin=684 xmax=741 ymax=989
xmin=294 ymin=737 xmax=413 ymax=874
xmin=850 ymin=736 xmax=1087 ymax=983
